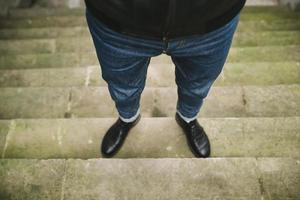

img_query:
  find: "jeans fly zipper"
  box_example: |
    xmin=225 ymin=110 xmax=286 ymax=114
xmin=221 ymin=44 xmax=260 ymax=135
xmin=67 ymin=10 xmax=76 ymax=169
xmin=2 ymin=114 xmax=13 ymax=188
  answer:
xmin=163 ymin=0 xmax=175 ymax=40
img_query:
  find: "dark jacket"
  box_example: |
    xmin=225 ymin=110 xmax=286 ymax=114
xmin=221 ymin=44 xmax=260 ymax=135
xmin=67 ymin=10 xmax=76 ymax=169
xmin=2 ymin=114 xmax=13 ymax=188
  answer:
xmin=85 ymin=0 xmax=246 ymax=41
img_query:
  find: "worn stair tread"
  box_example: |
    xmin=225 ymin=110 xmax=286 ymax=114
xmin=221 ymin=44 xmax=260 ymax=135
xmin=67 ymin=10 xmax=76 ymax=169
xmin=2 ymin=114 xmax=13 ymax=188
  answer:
xmin=6 ymin=6 xmax=292 ymax=19
xmin=0 ymin=31 xmax=300 ymax=55
xmin=0 ymin=10 xmax=299 ymax=29
xmin=0 ymin=21 xmax=299 ymax=40
xmin=0 ymin=62 xmax=299 ymax=87
xmin=0 ymin=4 xmax=299 ymax=199
xmin=0 ymin=158 xmax=299 ymax=199
xmin=246 ymin=0 xmax=278 ymax=6
xmin=0 ymin=46 xmax=299 ymax=69
xmin=0 ymin=117 xmax=299 ymax=158
xmin=6 ymin=5 xmax=291 ymax=19
xmin=0 ymin=85 xmax=299 ymax=119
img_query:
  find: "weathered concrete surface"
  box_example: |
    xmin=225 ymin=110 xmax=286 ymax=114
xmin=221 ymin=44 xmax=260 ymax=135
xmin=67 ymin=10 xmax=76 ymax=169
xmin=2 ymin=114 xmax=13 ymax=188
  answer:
xmin=257 ymin=158 xmax=300 ymax=199
xmin=0 ymin=8 xmax=299 ymax=28
xmin=0 ymin=87 xmax=70 ymax=119
xmin=0 ymin=121 xmax=10 ymax=157
xmin=5 ymin=6 xmax=294 ymax=19
xmin=0 ymin=158 xmax=298 ymax=199
xmin=33 ymin=0 xmax=85 ymax=8
xmin=2 ymin=117 xmax=299 ymax=159
xmin=0 ymin=4 xmax=299 ymax=200
xmin=240 ymin=11 xmax=300 ymax=21
xmin=244 ymin=84 xmax=300 ymax=117
xmin=217 ymin=62 xmax=300 ymax=86
xmin=1 ymin=46 xmax=300 ymax=69
xmin=236 ymin=20 xmax=300 ymax=32
xmin=0 ymin=85 xmax=299 ymax=119
xmin=7 ymin=7 xmax=85 ymax=18
xmin=0 ymin=16 xmax=87 ymax=28
xmin=227 ymin=46 xmax=300 ymax=63
xmin=199 ymin=86 xmax=246 ymax=118
xmin=68 ymin=86 xmax=246 ymax=118
xmin=279 ymin=0 xmax=300 ymax=10
xmin=67 ymin=85 xmax=300 ymax=118
xmin=69 ymin=87 xmax=118 ymax=118
xmin=1 ymin=62 xmax=299 ymax=87
xmin=0 ymin=159 xmax=65 ymax=200
xmin=63 ymin=158 xmax=261 ymax=200
xmin=0 ymin=26 xmax=89 ymax=39
xmin=55 ymin=37 xmax=94 ymax=52
xmin=0 ymin=0 xmax=21 ymax=17
xmin=1 ymin=31 xmax=299 ymax=55
xmin=0 ymin=39 xmax=56 ymax=55
xmin=0 ymin=53 xmax=79 ymax=69
xmin=0 ymin=66 xmax=90 ymax=87
xmin=246 ymin=0 xmax=278 ymax=6
xmin=0 ymin=21 xmax=299 ymax=40
xmin=232 ymin=31 xmax=300 ymax=46
xmin=3 ymin=118 xmax=113 ymax=159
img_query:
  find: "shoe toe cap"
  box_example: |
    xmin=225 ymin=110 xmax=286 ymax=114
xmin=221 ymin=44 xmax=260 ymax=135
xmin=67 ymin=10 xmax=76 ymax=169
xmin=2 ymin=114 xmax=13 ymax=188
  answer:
xmin=194 ymin=139 xmax=211 ymax=158
xmin=199 ymin=145 xmax=210 ymax=158
xmin=101 ymin=137 xmax=119 ymax=157
xmin=101 ymin=145 xmax=114 ymax=157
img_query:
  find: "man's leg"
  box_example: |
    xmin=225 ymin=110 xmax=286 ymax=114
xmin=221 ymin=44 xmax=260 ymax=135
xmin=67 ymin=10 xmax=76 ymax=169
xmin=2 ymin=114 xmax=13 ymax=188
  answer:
xmin=170 ymin=14 xmax=240 ymax=157
xmin=85 ymin=8 xmax=161 ymax=157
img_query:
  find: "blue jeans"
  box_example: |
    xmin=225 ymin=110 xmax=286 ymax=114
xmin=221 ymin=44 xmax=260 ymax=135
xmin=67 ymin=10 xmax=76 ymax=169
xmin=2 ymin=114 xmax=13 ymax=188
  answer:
xmin=86 ymin=9 xmax=240 ymax=122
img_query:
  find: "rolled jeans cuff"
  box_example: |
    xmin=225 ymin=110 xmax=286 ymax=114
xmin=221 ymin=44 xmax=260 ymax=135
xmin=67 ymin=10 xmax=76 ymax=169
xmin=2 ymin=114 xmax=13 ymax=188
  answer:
xmin=176 ymin=109 xmax=198 ymax=123
xmin=119 ymin=107 xmax=141 ymax=123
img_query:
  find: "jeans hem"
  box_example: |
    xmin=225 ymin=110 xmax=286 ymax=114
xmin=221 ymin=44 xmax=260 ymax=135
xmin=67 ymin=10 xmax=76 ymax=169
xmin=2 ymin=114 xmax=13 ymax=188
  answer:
xmin=176 ymin=109 xmax=198 ymax=123
xmin=119 ymin=107 xmax=141 ymax=123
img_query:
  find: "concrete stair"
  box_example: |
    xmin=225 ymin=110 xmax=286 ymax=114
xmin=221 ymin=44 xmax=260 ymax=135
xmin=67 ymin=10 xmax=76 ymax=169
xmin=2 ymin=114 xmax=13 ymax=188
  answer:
xmin=1 ymin=21 xmax=300 ymax=39
xmin=0 ymin=4 xmax=300 ymax=200
xmin=0 ymin=31 xmax=300 ymax=55
xmin=0 ymin=7 xmax=299 ymax=29
xmin=1 ymin=158 xmax=299 ymax=199
xmin=0 ymin=46 xmax=300 ymax=69
xmin=0 ymin=117 xmax=299 ymax=159
xmin=0 ymin=85 xmax=300 ymax=119
xmin=0 ymin=62 xmax=299 ymax=87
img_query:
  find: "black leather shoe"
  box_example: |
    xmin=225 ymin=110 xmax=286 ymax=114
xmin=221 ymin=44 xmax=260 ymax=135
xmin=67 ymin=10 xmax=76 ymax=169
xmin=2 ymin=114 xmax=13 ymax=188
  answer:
xmin=175 ymin=112 xmax=211 ymax=158
xmin=101 ymin=114 xmax=141 ymax=158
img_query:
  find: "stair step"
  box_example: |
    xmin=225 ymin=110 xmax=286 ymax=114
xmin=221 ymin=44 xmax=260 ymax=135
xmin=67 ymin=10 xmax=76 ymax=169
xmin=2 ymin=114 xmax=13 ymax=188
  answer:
xmin=237 ymin=19 xmax=300 ymax=32
xmin=0 ymin=62 xmax=299 ymax=87
xmin=246 ymin=0 xmax=278 ymax=6
xmin=233 ymin=31 xmax=300 ymax=46
xmin=0 ymin=16 xmax=87 ymax=29
xmin=0 ymin=11 xmax=299 ymax=29
xmin=0 ymin=26 xmax=89 ymax=39
xmin=7 ymin=8 xmax=85 ymax=18
xmin=6 ymin=6 xmax=287 ymax=19
xmin=0 ymin=31 xmax=299 ymax=55
xmin=241 ymin=11 xmax=300 ymax=21
xmin=0 ymin=21 xmax=299 ymax=40
xmin=1 ymin=117 xmax=299 ymax=158
xmin=0 ymin=85 xmax=299 ymax=119
xmin=0 ymin=46 xmax=299 ymax=69
xmin=0 ymin=158 xmax=299 ymax=199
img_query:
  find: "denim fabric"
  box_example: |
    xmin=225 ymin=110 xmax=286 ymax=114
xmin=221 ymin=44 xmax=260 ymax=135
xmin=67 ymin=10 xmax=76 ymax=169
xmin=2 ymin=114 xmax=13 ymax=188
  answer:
xmin=86 ymin=8 xmax=240 ymax=120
